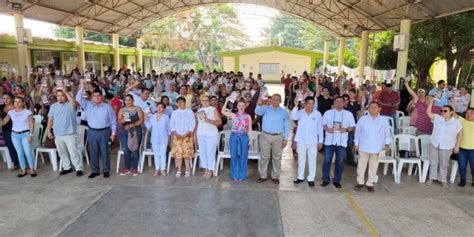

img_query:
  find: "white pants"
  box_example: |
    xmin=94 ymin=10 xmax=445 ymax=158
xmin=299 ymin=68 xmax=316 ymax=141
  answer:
xmin=297 ymin=143 xmax=318 ymax=181
xmin=152 ymin=143 xmax=168 ymax=171
xmin=55 ymin=134 xmax=83 ymax=171
xmin=198 ymin=135 xmax=219 ymax=171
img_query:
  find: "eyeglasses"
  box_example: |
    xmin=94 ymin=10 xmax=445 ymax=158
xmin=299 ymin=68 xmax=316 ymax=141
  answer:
xmin=441 ymin=110 xmax=450 ymax=113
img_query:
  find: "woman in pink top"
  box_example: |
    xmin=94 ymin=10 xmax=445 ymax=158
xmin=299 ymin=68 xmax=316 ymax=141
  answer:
xmin=404 ymin=80 xmax=440 ymax=135
xmin=222 ymin=97 xmax=252 ymax=181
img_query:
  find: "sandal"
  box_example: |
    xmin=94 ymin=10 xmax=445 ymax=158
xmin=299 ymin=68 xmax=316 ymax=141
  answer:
xmin=175 ymin=171 xmax=182 ymax=177
xmin=185 ymin=171 xmax=191 ymax=177
xmin=154 ymin=171 xmax=159 ymax=176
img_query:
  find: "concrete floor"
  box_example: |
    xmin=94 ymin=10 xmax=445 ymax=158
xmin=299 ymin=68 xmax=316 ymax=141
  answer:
xmin=1 ymin=148 xmax=473 ymax=237
xmin=1 ymin=85 xmax=473 ymax=237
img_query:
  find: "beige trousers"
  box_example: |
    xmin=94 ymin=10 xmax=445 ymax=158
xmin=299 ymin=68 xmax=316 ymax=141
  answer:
xmin=258 ymin=133 xmax=284 ymax=179
xmin=356 ymin=151 xmax=380 ymax=187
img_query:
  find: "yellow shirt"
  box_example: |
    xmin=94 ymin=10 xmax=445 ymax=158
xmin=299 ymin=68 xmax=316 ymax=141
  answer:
xmin=459 ymin=117 xmax=474 ymax=149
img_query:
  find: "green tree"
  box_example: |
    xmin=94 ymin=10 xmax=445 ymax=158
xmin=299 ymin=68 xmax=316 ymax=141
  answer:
xmin=436 ymin=10 xmax=474 ymax=86
xmin=141 ymin=5 xmax=248 ymax=70
xmin=408 ymin=21 xmax=442 ymax=88
xmin=54 ymin=27 xmax=136 ymax=47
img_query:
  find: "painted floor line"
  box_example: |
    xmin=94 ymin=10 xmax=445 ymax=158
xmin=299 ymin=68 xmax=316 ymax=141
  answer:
xmin=344 ymin=191 xmax=379 ymax=237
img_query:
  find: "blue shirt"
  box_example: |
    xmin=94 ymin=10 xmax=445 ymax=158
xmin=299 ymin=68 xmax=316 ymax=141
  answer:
xmin=428 ymin=87 xmax=452 ymax=107
xmin=76 ymin=88 xmax=117 ymax=134
xmin=144 ymin=114 xmax=171 ymax=145
xmin=48 ymin=101 xmax=77 ymax=136
xmin=255 ymin=105 xmax=289 ymax=139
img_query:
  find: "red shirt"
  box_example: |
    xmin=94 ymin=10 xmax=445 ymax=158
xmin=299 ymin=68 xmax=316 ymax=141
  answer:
xmin=415 ymin=100 xmax=441 ymax=134
xmin=283 ymin=78 xmax=291 ymax=89
xmin=378 ymin=90 xmax=400 ymax=115
xmin=111 ymin=97 xmax=122 ymax=116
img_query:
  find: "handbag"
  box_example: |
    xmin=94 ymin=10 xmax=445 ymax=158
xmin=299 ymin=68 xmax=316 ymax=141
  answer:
xmin=127 ymin=127 xmax=139 ymax=152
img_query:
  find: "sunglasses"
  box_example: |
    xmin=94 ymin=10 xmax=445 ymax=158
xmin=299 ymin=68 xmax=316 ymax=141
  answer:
xmin=441 ymin=109 xmax=450 ymax=113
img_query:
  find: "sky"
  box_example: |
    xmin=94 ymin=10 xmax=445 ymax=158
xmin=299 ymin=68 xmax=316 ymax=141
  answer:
xmin=0 ymin=4 xmax=278 ymax=44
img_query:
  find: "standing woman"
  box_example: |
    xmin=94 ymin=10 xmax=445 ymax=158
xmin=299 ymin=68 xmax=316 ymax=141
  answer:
xmin=144 ymin=103 xmax=170 ymax=176
xmin=426 ymin=97 xmax=462 ymax=187
xmin=222 ymin=97 xmax=252 ymax=181
xmin=0 ymin=97 xmax=35 ymax=177
xmin=0 ymin=93 xmax=19 ymax=169
xmin=196 ymin=96 xmax=222 ymax=178
xmin=117 ymin=94 xmax=144 ymax=176
xmin=170 ymin=97 xmax=196 ymax=177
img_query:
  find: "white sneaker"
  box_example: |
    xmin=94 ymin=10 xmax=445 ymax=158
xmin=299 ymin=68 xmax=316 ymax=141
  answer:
xmin=425 ymin=179 xmax=433 ymax=186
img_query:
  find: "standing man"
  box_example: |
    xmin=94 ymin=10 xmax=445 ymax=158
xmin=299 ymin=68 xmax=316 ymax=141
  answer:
xmin=125 ymin=80 xmax=157 ymax=115
xmin=281 ymin=73 xmax=292 ymax=107
xmin=354 ymin=102 xmax=392 ymax=192
xmin=76 ymin=81 xmax=117 ymax=179
xmin=456 ymin=108 xmax=474 ymax=187
xmin=291 ymin=97 xmax=324 ymax=187
xmin=321 ymin=96 xmax=356 ymax=188
xmin=46 ymin=88 xmax=83 ymax=176
xmin=343 ymin=90 xmax=361 ymax=165
xmin=317 ymin=87 xmax=333 ymax=116
xmin=429 ymin=80 xmax=452 ymax=107
xmin=376 ymin=83 xmax=400 ymax=131
xmin=255 ymin=94 xmax=289 ymax=184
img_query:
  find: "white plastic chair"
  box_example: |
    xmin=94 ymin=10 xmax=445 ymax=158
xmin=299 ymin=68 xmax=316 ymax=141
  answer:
xmin=394 ymin=134 xmax=422 ymax=183
xmin=214 ymin=130 xmax=260 ymax=176
xmin=416 ymin=135 xmax=431 ymax=183
xmin=382 ymin=115 xmax=395 ymax=135
xmin=0 ymin=147 xmax=13 ymax=169
xmin=398 ymin=116 xmax=411 ymax=133
xmin=76 ymin=125 xmax=89 ymax=165
xmin=192 ymin=140 xmax=201 ymax=175
xmin=138 ymin=130 xmax=154 ymax=173
xmin=396 ymin=110 xmax=404 ymax=122
xmin=450 ymin=159 xmax=458 ymax=183
xmin=33 ymin=124 xmax=59 ymax=171
xmin=377 ymin=143 xmax=397 ymax=182
xmin=401 ymin=126 xmax=417 ymax=136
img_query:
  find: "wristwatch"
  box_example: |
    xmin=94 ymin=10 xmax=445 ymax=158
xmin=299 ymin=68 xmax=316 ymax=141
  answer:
xmin=29 ymin=133 xmax=34 ymax=137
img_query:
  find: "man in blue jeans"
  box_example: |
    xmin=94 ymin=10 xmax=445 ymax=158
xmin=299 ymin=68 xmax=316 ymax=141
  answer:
xmin=321 ymin=97 xmax=356 ymax=188
xmin=457 ymin=108 xmax=474 ymax=187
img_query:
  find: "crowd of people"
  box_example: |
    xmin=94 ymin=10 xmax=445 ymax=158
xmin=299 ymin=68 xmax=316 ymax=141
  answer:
xmin=0 ymin=64 xmax=473 ymax=191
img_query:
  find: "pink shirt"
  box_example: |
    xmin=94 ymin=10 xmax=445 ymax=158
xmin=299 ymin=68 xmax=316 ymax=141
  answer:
xmin=231 ymin=112 xmax=250 ymax=133
xmin=415 ymin=100 xmax=441 ymax=134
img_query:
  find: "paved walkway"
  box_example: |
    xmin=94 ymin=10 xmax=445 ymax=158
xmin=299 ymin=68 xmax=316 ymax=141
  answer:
xmin=0 ymin=147 xmax=473 ymax=237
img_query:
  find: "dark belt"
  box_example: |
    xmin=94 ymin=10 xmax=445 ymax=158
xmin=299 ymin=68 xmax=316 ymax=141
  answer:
xmin=89 ymin=127 xmax=110 ymax=131
xmin=263 ymin=131 xmax=283 ymax=136
xmin=12 ymin=130 xmax=30 ymax=134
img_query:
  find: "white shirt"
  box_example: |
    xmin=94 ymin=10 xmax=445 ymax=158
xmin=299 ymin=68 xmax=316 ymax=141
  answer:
xmin=170 ymin=109 xmax=196 ymax=136
xmin=354 ymin=115 xmax=392 ymax=154
xmin=456 ymin=93 xmax=470 ymax=113
xmin=8 ymin=109 xmax=32 ymax=132
xmin=322 ymin=109 xmax=356 ymax=147
xmin=129 ymin=92 xmax=157 ymax=114
xmin=430 ymin=114 xmax=462 ymax=150
xmin=196 ymin=106 xmax=219 ymax=136
xmin=291 ymin=108 xmax=323 ymax=145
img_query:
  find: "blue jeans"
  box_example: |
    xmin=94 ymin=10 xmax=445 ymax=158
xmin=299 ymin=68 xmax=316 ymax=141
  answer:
xmin=346 ymin=131 xmax=355 ymax=163
xmin=11 ymin=132 xmax=34 ymax=169
xmin=230 ymin=132 xmax=249 ymax=180
xmin=458 ymin=148 xmax=474 ymax=183
xmin=322 ymin=145 xmax=346 ymax=183
xmin=119 ymin=129 xmax=143 ymax=170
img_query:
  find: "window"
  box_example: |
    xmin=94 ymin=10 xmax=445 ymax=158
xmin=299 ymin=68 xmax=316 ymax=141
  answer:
xmin=259 ymin=63 xmax=279 ymax=75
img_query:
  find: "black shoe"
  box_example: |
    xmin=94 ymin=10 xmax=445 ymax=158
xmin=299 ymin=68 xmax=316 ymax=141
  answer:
xmin=458 ymin=181 xmax=466 ymax=187
xmin=31 ymin=173 xmax=37 ymax=177
xmin=353 ymin=184 xmax=364 ymax=191
xmin=293 ymin=179 xmax=304 ymax=184
xmin=60 ymin=168 xmax=73 ymax=176
xmin=77 ymin=171 xmax=83 ymax=177
xmin=333 ymin=182 xmax=342 ymax=189
xmin=103 ymin=173 xmax=110 ymax=178
xmin=367 ymin=186 xmax=375 ymax=192
xmin=17 ymin=172 xmax=27 ymax=178
xmin=321 ymin=181 xmax=329 ymax=187
xmin=308 ymin=181 xmax=315 ymax=187
xmin=88 ymin=173 xmax=100 ymax=179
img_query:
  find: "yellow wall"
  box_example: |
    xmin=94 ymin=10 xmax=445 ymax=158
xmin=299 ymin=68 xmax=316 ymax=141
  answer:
xmin=238 ymin=51 xmax=311 ymax=82
xmin=0 ymin=48 xmax=31 ymax=77
xmin=223 ymin=56 xmax=235 ymax=72
xmin=430 ymin=60 xmax=447 ymax=82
